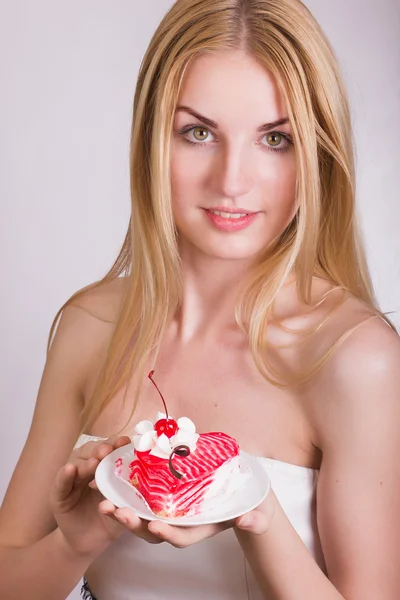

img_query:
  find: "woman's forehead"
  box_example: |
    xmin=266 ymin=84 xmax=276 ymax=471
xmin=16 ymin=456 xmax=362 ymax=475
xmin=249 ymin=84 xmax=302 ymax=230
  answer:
xmin=176 ymin=50 xmax=288 ymax=130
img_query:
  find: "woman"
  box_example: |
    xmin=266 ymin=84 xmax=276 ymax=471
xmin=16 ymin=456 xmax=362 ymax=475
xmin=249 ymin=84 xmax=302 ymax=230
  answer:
xmin=0 ymin=0 xmax=399 ymax=598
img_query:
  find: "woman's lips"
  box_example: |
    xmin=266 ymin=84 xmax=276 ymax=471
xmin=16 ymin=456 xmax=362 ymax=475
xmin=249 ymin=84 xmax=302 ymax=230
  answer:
xmin=203 ymin=208 xmax=259 ymax=232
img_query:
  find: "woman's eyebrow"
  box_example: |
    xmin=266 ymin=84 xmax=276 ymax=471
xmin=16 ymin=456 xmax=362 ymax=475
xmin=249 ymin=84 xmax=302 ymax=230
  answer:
xmin=175 ymin=105 xmax=290 ymax=131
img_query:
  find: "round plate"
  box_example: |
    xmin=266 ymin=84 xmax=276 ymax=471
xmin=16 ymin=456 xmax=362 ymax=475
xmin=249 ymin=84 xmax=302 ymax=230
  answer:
xmin=95 ymin=444 xmax=271 ymax=526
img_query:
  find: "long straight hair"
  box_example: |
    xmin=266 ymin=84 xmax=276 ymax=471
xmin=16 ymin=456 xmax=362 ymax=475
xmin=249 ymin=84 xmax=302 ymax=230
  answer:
xmin=48 ymin=0 xmax=394 ymax=434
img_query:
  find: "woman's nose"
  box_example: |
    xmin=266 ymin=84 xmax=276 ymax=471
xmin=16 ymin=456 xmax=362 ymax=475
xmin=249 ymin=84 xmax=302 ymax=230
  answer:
xmin=210 ymin=143 xmax=254 ymax=199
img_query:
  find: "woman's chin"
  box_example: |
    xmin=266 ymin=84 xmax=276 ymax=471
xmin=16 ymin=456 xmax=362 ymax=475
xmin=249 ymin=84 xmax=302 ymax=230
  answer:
xmin=181 ymin=241 xmax=267 ymax=263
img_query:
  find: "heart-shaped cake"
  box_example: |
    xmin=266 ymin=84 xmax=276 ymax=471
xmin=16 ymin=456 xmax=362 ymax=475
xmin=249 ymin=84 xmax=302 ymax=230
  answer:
xmin=114 ymin=371 xmax=250 ymax=518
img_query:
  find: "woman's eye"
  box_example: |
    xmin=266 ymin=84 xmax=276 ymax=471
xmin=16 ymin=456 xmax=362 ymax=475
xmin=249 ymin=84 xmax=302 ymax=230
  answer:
xmin=188 ymin=126 xmax=214 ymax=143
xmin=266 ymin=132 xmax=282 ymax=147
xmin=178 ymin=125 xmax=215 ymax=145
xmin=261 ymin=132 xmax=292 ymax=153
xmin=192 ymin=126 xmax=210 ymax=142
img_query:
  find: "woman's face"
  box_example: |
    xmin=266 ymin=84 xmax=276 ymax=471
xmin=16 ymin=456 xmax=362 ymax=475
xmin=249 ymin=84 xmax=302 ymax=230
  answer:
xmin=170 ymin=50 xmax=297 ymax=262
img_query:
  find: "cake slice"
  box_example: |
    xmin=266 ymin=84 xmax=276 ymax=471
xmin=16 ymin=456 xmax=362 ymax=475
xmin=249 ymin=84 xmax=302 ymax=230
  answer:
xmin=128 ymin=429 xmax=240 ymax=517
xmin=114 ymin=371 xmax=250 ymax=518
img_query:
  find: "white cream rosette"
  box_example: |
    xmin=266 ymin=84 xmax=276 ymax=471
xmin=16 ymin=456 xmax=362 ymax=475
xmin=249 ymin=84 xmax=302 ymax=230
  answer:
xmin=132 ymin=412 xmax=199 ymax=459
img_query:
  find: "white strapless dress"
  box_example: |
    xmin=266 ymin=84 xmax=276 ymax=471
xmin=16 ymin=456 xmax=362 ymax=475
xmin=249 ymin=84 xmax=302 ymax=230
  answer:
xmin=75 ymin=434 xmax=326 ymax=600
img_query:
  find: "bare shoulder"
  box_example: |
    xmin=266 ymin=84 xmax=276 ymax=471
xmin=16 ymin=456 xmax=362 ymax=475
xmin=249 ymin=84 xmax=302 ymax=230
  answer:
xmin=70 ymin=276 xmax=128 ymax=324
xmin=319 ymin=312 xmax=400 ymax=379
xmin=274 ymin=277 xmax=399 ymax=445
xmin=307 ymin=301 xmax=400 ymax=450
xmin=0 ymin=280 xmax=128 ymax=548
xmin=315 ymin=312 xmax=400 ymax=400
xmin=272 ymin=276 xmax=380 ymax=372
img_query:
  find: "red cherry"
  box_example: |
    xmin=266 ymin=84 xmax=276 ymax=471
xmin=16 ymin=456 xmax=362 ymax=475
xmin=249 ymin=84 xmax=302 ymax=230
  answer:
xmin=154 ymin=418 xmax=178 ymax=439
xmin=148 ymin=372 xmax=179 ymax=438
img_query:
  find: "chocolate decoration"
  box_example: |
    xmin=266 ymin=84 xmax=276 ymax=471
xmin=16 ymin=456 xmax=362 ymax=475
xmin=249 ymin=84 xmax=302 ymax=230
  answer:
xmin=169 ymin=444 xmax=191 ymax=480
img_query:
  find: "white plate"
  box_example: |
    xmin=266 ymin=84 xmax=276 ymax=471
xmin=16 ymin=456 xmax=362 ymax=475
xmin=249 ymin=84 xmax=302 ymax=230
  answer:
xmin=95 ymin=444 xmax=271 ymax=526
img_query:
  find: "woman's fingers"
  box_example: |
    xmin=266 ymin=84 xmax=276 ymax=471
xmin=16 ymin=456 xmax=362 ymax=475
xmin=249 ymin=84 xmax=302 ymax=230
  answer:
xmin=235 ymin=509 xmax=270 ymax=534
xmin=53 ymin=463 xmax=77 ymax=502
xmin=147 ymin=518 xmax=234 ymax=549
xmin=53 ymin=456 xmax=99 ymax=507
xmin=78 ymin=440 xmax=113 ymax=461
xmin=63 ymin=435 xmax=131 ymax=490
xmin=51 ymin=463 xmax=90 ymax=513
xmin=98 ymin=499 xmax=117 ymax=515
xmin=97 ymin=499 xmax=271 ymax=548
xmin=235 ymin=494 xmax=277 ymax=535
xmin=70 ymin=457 xmax=99 ymax=485
xmin=68 ymin=436 xmax=131 ymax=480
xmin=77 ymin=436 xmax=131 ymax=461
xmin=114 ymin=435 xmax=132 ymax=448
xmin=98 ymin=501 xmax=163 ymax=544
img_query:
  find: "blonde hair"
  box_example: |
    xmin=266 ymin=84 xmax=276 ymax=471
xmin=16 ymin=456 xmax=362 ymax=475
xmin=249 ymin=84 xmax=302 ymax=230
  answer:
xmin=47 ymin=0 xmax=395 ymax=434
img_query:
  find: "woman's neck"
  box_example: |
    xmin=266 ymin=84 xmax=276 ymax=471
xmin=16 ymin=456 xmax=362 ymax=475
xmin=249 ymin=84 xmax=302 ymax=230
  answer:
xmin=173 ymin=251 xmax=254 ymax=343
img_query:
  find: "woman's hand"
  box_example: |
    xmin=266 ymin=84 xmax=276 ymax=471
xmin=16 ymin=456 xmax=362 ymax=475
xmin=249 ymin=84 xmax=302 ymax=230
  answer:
xmin=234 ymin=491 xmax=277 ymax=534
xmin=98 ymin=490 xmax=277 ymax=548
xmin=50 ymin=436 xmax=132 ymax=559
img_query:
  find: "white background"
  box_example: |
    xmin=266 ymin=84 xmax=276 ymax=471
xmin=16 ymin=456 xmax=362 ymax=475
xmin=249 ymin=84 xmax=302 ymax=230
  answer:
xmin=1 ymin=1 xmax=399 ymax=598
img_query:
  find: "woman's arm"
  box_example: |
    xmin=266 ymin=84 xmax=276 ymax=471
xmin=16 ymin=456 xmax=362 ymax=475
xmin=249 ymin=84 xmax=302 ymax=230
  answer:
xmin=235 ymin=319 xmax=400 ymax=599
xmin=0 ymin=530 xmax=94 ymax=600
xmin=0 ymin=302 xmax=117 ymax=599
xmin=235 ymin=490 xmax=344 ymax=600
